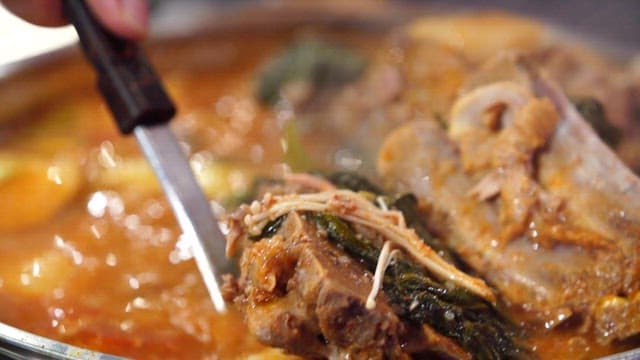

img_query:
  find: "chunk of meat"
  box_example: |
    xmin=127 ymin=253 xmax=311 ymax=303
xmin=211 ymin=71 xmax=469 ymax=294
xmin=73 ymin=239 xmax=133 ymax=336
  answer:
xmin=232 ymin=212 xmax=469 ymax=359
xmin=593 ymin=293 xmax=640 ymax=345
xmin=377 ymin=60 xmax=640 ymax=343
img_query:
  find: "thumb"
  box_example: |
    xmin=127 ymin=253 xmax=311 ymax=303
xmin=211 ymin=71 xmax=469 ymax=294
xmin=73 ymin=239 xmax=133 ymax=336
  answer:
xmin=86 ymin=0 xmax=148 ymax=40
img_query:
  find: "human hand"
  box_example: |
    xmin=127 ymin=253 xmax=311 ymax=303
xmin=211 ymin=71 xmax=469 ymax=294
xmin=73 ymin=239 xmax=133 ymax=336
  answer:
xmin=1 ymin=0 xmax=148 ymax=40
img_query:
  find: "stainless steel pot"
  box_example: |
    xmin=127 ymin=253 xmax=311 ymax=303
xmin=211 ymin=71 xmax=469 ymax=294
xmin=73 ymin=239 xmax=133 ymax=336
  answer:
xmin=0 ymin=322 xmax=123 ymax=360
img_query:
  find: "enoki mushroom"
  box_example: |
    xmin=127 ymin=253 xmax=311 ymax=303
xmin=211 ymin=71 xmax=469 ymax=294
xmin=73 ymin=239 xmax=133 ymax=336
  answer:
xmin=243 ymin=189 xmax=496 ymax=303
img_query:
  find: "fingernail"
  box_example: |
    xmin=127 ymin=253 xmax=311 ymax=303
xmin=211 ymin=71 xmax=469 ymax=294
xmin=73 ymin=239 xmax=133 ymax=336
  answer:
xmin=87 ymin=0 xmax=149 ymax=39
xmin=119 ymin=0 xmax=148 ymax=39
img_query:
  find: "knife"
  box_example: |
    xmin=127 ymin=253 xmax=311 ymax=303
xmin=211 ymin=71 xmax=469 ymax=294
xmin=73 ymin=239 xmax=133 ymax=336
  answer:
xmin=62 ymin=0 xmax=232 ymax=313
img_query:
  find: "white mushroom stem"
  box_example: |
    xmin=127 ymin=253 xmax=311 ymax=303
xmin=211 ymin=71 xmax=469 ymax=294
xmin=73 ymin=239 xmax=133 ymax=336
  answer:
xmin=244 ymin=189 xmax=496 ymax=303
xmin=366 ymin=241 xmax=393 ymax=309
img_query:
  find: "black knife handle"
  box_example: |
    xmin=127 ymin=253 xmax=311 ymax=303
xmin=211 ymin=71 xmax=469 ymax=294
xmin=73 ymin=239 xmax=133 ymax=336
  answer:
xmin=62 ymin=0 xmax=175 ymax=134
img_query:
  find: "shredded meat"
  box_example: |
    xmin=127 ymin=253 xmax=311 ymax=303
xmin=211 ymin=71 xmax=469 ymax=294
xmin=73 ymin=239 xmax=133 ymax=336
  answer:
xmin=450 ymin=81 xmax=562 ymax=245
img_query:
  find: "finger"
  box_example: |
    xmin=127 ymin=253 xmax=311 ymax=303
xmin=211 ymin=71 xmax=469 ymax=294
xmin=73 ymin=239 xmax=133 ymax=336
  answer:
xmin=1 ymin=0 xmax=66 ymax=27
xmin=86 ymin=0 xmax=148 ymax=40
xmin=1 ymin=0 xmax=148 ymax=40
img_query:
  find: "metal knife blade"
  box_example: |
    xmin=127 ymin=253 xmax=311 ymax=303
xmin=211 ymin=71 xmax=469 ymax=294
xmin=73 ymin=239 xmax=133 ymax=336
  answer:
xmin=135 ymin=125 xmax=232 ymax=313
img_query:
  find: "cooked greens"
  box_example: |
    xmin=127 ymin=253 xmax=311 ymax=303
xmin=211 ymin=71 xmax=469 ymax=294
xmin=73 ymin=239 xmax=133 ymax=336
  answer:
xmin=326 ymin=171 xmax=383 ymax=194
xmin=312 ymin=213 xmax=527 ymax=360
xmin=250 ymin=215 xmax=287 ymax=241
xmin=573 ymin=96 xmax=621 ymax=147
xmin=282 ymin=120 xmax=313 ymax=172
xmin=256 ymin=39 xmax=367 ymax=105
xmin=390 ymin=193 xmax=461 ymax=266
xmin=325 ymin=172 xmax=459 ymax=265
